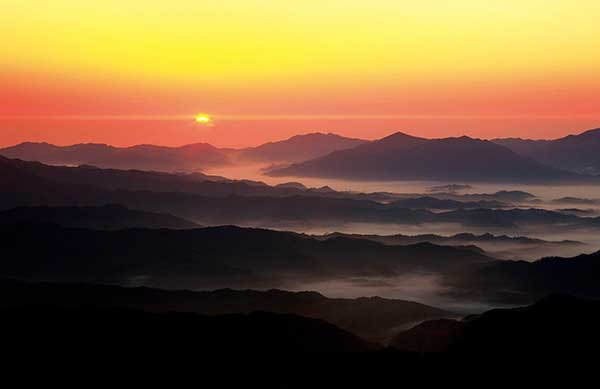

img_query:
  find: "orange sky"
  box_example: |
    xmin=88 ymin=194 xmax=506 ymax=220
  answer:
xmin=1 ymin=0 xmax=599 ymax=148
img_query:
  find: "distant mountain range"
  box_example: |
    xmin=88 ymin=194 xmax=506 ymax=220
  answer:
xmin=4 ymin=129 xmax=599 ymax=181
xmin=0 ymin=133 xmax=367 ymax=172
xmin=268 ymin=132 xmax=588 ymax=182
xmin=0 ymin=142 xmax=230 ymax=172
xmin=494 ymin=128 xmax=600 ymax=175
xmin=237 ymin=132 xmax=366 ymax=163
xmin=0 ymin=279 xmax=450 ymax=343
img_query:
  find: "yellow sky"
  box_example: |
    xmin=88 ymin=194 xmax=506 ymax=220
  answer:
xmin=1 ymin=0 xmax=599 ymax=146
xmin=4 ymin=1 xmax=600 ymax=85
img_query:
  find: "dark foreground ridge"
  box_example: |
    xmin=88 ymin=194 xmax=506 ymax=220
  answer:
xmin=443 ymin=250 xmax=600 ymax=304
xmin=0 ymin=279 xmax=451 ymax=342
xmin=3 ymin=279 xmax=600 ymax=358
xmin=392 ymin=294 xmax=600 ymax=357
xmin=3 ymin=305 xmax=377 ymax=353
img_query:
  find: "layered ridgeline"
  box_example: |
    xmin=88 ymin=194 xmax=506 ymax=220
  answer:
xmin=1 ymin=203 xmax=586 ymax=260
xmin=494 ymin=128 xmax=600 ymax=175
xmin=5 ymin=129 xmax=598 ymax=178
xmin=5 ymin=282 xmax=600 ymax=356
xmin=0 ymin=142 xmax=230 ymax=172
xmin=0 ymin=223 xmax=493 ymax=290
xmin=0 ymin=133 xmax=367 ymax=172
xmin=312 ymin=232 xmax=586 ymax=260
xmin=268 ymin=132 xmax=588 ymax=182
xmin=0 ymin=154 xmax=520 ymax=205
xmin=0 ymin=205 xmax=198 ymax=230
xmin=2 ymin=156 xmax=600 ymax=232
xmin=0 ymin=279 xmax=451 ymax=343
xmin=5 ymin=216 xmax=600 ymax=308
xmin=236 ymin=132 xmax=367 ymax=163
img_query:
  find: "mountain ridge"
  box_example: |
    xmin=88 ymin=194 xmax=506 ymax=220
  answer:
xmin=268 ymin=132 xmax=586 ymax=183
xmin=0 ymin=132 xmax=368 ymax=171
xmin=237 ymin=132 xmax=367 ymax=163
xmin=494 ymin=128 xmax=600 ymax=175
xmin=0 ymin=205 xmax=198 ymax=230
xmin=0 ymin=141 xmax=229 ymax=172
xmin=0 ymin=278 xmax=451 ymax=342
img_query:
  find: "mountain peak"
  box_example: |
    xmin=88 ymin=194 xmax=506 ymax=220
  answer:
xmin=239 ymin=132 xmax=366 ymax=163
xmin=577 ymin=128 xmax=600 ymax=138
xmin=269 ymin=130 xmax=582 ymax=182
xmin=379 ymin=131 xmax=423 ymax=141
xmin=494 ymin=127 xmax=600 ymax=175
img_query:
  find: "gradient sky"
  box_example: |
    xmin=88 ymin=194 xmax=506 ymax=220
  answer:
xmin=1 ymin=0 xmax=599 ymax=147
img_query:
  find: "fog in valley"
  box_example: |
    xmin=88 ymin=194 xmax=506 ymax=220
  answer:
xmin=208 ymin=162 xmax=600 ymax=248
xmin=191 ymin=163 xmax=600 ymax=311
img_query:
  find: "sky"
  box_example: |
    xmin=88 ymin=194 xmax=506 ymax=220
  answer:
xmin=1 ymin=0 xmax=599 ymax=147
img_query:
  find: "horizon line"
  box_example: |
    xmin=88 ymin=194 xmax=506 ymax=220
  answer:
xmin=2 ymin=127 xmax=599 ymax=149
xmin=1 ymin=114 xmax=599 ymax=121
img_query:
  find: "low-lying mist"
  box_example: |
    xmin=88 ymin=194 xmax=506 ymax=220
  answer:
xmin=288 ymin=273 xmax=499 ymax=314
xmin=214 ymin=220 xmax=600 ymax=261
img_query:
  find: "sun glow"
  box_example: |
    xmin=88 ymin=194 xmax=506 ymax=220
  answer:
xmin=195 ymin=114 xmax=212 ymax=124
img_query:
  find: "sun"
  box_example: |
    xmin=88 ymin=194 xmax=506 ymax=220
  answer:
xmin=195 ymin=114 xmax=212 ymax=124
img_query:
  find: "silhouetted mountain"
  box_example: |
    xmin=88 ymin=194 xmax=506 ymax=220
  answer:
xmin=552 ymin=196 xmax=600 ymax=205
xmin=444 ymin=251 xmax=600 ymax=304
xmin=120 ymin=196 xmax=600 ymax=230
xmin=390 ymin=319 xmax=463 ymax=353
xmin=2 ymin=304 xmax=376 ymax=353
xmin=428 ymin=184 xmax=472 ymax=193
xmin=0 ymin=155 xmax=406 ymax=204
xmin=427 ymin=190 xmax=536 ymax=203
xmin=0 ymin=142 xmax=229 ymax=172
xmin=388 ymin=196 xmax=507 ymax=210
xmin=432 ymin=207 xmax=600 ymax=229
xmin=313 ymin=232 xmax=585 ymax=260
xmin=0 ymin=224 xmax=492 ymax=290
xmin=0 ymin=279 xmax=451 ymax=342
xmin=3 ymin=156 xmax=597 ymax=230
xmin=0 ymin=155 xmax=325 ymax=203
xmin=269 ymin=132 xmax=585 ymax=182
xmin=275 ymin=182 xmax=307 ymax=190
xmin=556 ymin=208 xmax=595 ymax=216
xmin=0 ymin=205 xmax=197 ymax=230
xmin=494 ymin=128 xmax=600 ymax=175
xmin=480 ymin=190 xmax=536 ymax=202
xmin=238 ymin=132 xmax=366 ymax=163
xmin=391 ymin=295 xmax=600 ymax=356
